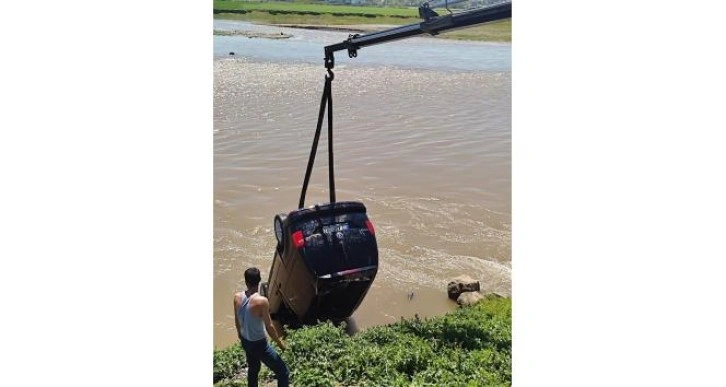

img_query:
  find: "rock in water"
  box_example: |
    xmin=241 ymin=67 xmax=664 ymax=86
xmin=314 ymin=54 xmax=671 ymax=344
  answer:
xmin=447 ymin=275 xmax=481 ymax=300
xmin=457 ymin=291 xmax=484 ymax=306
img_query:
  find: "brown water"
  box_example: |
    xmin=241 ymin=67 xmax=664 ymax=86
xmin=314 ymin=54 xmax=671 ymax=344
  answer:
xmin=213 ymin=58 xmax=511 ymax=349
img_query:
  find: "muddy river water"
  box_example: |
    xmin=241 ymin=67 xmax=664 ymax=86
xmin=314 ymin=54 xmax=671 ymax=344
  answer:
xmin=214 ymin=20 xmax=511 ymax=348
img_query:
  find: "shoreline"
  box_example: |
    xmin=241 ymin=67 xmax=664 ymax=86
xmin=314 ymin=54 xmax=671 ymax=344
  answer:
xmin=215 ymin=20 xmax=512 ymax=43
xmin=214 ymin=14 xmax=511 ymax=42
xmin=213 ymin=29 xmax=293 ymax=39
xmin=272 ymin=23 xmax=398 ymax=33
xmin=212 ymin=23 xmax=396 ymax=39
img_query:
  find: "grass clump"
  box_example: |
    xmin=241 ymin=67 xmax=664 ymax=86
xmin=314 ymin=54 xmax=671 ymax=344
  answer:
xmin=213 ymin=295 xmax=511 ymax=386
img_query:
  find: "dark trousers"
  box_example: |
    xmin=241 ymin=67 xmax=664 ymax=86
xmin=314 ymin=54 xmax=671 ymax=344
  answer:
xmin=241 ymin=337 xmax=290 ymax=387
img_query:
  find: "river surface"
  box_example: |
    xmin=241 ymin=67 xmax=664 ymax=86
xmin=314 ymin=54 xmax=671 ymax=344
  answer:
xmin=214 ymin=20 xmax=511 ymax=348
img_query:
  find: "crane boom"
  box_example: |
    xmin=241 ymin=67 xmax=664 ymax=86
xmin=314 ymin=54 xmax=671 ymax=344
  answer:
xmin=324 ymin=1 xmax=511 ymax=69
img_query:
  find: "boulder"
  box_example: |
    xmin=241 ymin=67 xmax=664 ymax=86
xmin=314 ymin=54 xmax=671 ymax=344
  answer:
xmin=447 ymin=275 xmax=480 ymax=300
xmin=457 ymin=291 xmax=484 ymax=306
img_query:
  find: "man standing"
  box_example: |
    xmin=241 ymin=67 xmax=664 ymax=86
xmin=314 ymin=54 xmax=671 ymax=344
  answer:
xmin=234 ymin=267 xmax=290 ymax=387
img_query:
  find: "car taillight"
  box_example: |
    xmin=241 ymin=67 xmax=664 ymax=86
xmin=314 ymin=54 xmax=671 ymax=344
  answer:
xmin=292 ymin=230 xmax=305 ymax=248
xmin=365 ymin=220 xmax=375 ymax=235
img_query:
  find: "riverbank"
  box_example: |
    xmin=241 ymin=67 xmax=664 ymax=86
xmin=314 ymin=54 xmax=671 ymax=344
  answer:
xmin=213 ymin=29 xmax=293 ymax=39
xmin=213 ymin=295 xmax=512 ymax=386
xmin=212 ymin=1 xmax=511 ymax=42
xmin=271 ymin=23 xmax=399 ymax=33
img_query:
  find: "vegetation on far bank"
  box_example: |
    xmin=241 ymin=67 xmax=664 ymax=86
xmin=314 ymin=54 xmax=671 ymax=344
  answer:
xmin=213 ymin=295 xmax=512 ymax=386
xmin=213 ymin=0 xmax=511 ymax=42
xmin=214 ymin=0 xmax=419 ymax=17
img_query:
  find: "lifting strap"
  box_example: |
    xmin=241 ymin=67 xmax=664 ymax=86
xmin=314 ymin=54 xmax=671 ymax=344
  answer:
xmin=298 ymin=70 xmax=336 ymax=209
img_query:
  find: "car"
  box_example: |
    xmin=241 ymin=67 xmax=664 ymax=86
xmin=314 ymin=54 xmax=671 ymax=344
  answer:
xmin=261 ymin=201 xmax=379 ymax=325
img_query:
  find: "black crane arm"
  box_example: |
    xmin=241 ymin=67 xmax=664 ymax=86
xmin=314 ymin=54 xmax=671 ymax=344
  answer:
xmin=323 ymin=1 xmax=511 ymax=69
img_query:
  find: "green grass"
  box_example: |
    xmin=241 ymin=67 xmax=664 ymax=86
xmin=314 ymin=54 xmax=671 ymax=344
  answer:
xmin=213 ymin=295 xmax=512 ymax=386
xmin=213 ymin=1 xmax=511 ymax=41
xmin=214 ymin=0 xmax=419 ymax=17
xmin=441 ymin=19 xmax=511 ymax=42
xmin=214 ymin=11 xmax=421 ymax=26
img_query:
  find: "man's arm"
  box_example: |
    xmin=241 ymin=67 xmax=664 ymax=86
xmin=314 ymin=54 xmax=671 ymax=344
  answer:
xmin=260 ymin=298 xmax=286 ymax=350
xmin=233 ymin=293 xmax=242 ymax=341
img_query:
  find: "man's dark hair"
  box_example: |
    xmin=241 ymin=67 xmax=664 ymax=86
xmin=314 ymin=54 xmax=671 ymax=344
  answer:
xmin=244 ymin=267 xmax=261 ymax=286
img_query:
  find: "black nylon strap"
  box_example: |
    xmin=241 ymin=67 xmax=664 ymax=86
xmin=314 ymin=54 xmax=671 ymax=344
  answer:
xmin=327 ymin=75 xmax=335 ymax=204
xmin=299 ymin=73 xmax=336 ymax=209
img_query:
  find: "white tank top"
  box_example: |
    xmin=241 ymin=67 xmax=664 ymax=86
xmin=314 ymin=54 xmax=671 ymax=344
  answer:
xmin=237 ymin=293 xmax=267 ymax=341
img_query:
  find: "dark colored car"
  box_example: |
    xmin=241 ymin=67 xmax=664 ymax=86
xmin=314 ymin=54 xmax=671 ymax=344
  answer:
xmin=261 ymin=201 xmax=378 ymax=324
